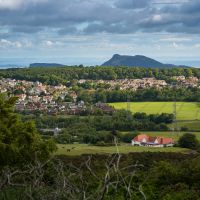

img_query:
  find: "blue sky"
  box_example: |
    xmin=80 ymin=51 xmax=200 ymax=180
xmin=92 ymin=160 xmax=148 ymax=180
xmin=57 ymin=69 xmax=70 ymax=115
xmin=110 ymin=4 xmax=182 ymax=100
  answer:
xmin=0 ymin=0 xmax=200 ymax=66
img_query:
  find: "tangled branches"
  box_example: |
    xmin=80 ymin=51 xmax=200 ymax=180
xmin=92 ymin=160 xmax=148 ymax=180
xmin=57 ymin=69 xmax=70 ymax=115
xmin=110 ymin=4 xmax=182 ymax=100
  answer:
xmin=0 ymin=141 xmax=147 ymax=200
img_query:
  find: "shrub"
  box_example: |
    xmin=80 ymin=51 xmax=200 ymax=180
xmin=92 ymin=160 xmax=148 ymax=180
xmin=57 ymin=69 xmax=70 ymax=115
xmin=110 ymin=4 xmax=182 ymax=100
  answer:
xmin=178 ymin=133 xmax=199 ymax=149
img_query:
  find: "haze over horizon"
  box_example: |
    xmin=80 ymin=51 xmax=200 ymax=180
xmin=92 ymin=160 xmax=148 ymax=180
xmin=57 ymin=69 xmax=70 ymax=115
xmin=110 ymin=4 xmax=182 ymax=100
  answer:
xmin=0 ymin=0 xmax=200 ymax=66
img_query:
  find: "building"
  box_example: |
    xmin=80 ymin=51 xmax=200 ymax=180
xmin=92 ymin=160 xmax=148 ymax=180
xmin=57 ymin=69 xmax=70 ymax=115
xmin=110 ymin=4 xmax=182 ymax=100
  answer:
xmin=132 ymin=134 xmax=174 ymax=147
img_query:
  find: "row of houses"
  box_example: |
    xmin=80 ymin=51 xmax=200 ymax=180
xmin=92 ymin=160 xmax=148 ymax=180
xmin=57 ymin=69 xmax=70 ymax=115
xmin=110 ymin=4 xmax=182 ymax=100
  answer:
xmin=173 ymin=76 xmax=200 ymax=88
xmin=15 ymin=101 xmax=87 ymax=115
xmin=0 ymin=78 xmax=68 ymax=96
xmin=78 ymin=78 xmax=168 ymax=90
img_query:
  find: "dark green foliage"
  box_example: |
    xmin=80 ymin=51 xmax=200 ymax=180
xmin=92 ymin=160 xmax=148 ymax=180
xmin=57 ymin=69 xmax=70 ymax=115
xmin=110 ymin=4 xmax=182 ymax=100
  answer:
xmin=37 ymin=111 xmax=172 ymax=144
xmin=119 ymin=132 xmax=138 ymax=143
xmin=1 ymin=66 xmax=200 ymax=83
xmin=0 ymin=94 xmax=56 ymax=167
xmin=178 ymin=133 xmax=199 ymax=149
xmin=0 ymin=153 xmax=199 ymax=200
xmin=79 ymin=87 xmax=200 ymax=103
xmin=148 ymin=156 xmax=200 ymax=199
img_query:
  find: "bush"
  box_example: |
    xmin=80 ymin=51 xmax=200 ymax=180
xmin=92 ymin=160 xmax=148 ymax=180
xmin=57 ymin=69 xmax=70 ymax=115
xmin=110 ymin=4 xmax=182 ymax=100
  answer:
xmin=181 ymin=126 xmax=189 ymax=131
xmin=178 ymin=133 xmax=199 ymax=149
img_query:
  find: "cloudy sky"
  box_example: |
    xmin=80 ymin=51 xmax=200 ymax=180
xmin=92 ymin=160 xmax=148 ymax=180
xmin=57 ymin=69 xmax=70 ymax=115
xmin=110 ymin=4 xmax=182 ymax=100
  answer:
xmin=0 ymin=0 xmax=200 ymax=66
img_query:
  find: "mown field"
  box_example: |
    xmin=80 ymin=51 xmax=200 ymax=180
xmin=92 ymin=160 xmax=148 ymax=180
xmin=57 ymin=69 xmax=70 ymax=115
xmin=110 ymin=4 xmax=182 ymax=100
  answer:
xmin=56 ymin=143 xmax=189 ymax=156
xmin=56 ymin=131 xmax=200 ymax=155
xmin=109 ymin=102 xmax=200 ymax=121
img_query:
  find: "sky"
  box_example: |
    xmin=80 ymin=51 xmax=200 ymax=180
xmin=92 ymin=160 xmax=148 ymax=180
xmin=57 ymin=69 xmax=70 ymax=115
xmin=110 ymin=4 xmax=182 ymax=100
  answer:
xmin=0 ymin=0 xmax=200 ymax=66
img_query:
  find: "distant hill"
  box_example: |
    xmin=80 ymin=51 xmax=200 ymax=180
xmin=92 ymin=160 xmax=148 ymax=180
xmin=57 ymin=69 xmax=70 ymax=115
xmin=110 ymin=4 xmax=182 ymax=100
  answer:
xmin=101 ymin=54 xmax=190 ymax=68
xmin=30 ymin=63 xmax=67 ymax=68
xmin=0 ymin=64 xmax=25 ymax=69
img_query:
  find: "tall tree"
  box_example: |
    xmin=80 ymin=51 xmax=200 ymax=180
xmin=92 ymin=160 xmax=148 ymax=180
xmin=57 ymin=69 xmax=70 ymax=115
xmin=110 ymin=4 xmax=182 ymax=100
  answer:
xmin=0 ymin=94 xmax=56 ymax=167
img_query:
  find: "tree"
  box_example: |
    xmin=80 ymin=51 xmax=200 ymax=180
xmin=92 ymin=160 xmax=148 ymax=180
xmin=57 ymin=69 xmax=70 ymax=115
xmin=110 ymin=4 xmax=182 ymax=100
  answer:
xmin=120 ymin=132 xmax=138 ymax=143
xmin=0 ymin=94 xmax=56 ymax=167
xmin=178 ymin=133 xmax=199 ymax=149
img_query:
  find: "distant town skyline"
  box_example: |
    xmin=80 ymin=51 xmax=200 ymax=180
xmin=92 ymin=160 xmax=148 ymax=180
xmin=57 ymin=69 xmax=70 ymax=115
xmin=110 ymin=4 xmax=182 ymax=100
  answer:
xmin=0 ymin=0 xmax=200 ymax=66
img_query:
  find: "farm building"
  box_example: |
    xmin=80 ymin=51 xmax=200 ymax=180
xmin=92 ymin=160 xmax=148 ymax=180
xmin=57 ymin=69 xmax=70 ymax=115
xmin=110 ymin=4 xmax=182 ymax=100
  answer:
xmin=132 ymin=134 xmax=174 ymax=147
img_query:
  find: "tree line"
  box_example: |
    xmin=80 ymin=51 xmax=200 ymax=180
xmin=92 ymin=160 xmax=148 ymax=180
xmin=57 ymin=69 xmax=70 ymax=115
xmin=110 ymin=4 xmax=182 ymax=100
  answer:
xmin=1 ymin=66 xmax=200 ymax=85
xmin=77 ymin=87 xmax=200 ymax=103
xmin=35 ymin=110 xmax=174 ymax=144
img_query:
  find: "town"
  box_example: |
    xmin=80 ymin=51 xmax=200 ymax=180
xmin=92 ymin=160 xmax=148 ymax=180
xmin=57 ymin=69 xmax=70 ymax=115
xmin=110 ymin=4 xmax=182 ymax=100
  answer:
xmin=0 ymin=76 xmax=200 ymax=115
xmin=78 ymin=76 xmax=200 ymax=90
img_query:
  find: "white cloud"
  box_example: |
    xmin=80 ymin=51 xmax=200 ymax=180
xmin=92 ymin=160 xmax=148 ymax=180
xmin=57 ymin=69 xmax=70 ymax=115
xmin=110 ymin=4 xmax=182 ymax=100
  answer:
xmin=172 ymin=42 xmax=179 ymax=48
xmin=160 ymin=37 xmax=191 ymax=42
xmin=0 ymin=0 xmax=47 ymax=10
xmin=0 ymin=39 xmax=22 ymax=48
xmin=43 ymin=40 xmax=54 ymax=47
xmin=152 ymin=14 xmax=162 ymax=22
xmin=0 ymin=0 xmax=23 ymax=9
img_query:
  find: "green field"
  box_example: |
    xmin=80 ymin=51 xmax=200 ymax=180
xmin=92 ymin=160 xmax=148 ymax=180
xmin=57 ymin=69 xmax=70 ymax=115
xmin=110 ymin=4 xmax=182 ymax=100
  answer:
xmin=56 ymin=143 xmax=189 ymax=156
xmin=56 ymin=131 xmax=200 ymax=156
xmin=109 ymin=102 xmax=200 ymax=121
xmin=169 ymin=121 xmax=200 ymax=131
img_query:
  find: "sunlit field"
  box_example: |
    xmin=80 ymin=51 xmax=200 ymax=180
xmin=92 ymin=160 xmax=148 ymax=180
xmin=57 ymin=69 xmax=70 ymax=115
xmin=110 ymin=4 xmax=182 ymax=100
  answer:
xmin=56 ymin=143 xmax=189 ymax=156
xmin=109 ymin=102 xmax=200 ymax=121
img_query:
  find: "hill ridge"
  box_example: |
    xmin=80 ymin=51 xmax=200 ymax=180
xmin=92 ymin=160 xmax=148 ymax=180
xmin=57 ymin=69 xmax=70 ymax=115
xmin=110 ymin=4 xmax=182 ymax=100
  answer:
xmin=101 ymin=54 xmax=189 ymax=68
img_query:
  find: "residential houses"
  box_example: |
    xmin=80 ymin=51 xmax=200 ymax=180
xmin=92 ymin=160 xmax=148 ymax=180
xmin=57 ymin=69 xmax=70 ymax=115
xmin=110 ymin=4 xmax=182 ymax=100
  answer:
xmin=173 ymin=76 xmax=200 ymax=88
xmin=1 ymin=76 xmax=200 ymax=115
xmin=78 ymin=78 xmax=168 ymax=90
xmin=0 ymin=78 xmax=84 ymax=115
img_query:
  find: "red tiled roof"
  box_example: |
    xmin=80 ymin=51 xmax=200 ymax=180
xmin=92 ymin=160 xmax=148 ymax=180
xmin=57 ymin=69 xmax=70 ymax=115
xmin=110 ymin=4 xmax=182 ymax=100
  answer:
xmin=159 ymin=138 xmax=174 ymax=145
xmin=133 ymin=134 xmax=173 ymax=145
xmin=133 ymin=134 xmax=149 ymax=142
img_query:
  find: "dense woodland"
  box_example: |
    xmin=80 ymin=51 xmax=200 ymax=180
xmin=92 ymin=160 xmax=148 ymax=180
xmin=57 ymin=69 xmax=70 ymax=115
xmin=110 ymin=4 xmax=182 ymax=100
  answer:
xmin=78 ymin=87 xmax=200 ymax=103
xmin=1 ymin=66 xmax=200 ymax=85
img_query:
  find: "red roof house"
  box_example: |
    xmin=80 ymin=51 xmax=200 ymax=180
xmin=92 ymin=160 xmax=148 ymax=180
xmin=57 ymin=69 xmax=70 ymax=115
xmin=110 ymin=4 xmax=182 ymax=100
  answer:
xmin=132 ymin=134 xmax=174 ymax=147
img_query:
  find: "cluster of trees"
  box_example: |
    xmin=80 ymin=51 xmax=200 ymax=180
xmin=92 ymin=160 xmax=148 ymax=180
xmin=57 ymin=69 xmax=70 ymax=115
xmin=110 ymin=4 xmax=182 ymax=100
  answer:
xmin=1 ymin=66 xmax=200 ymax=85
xmin=36 ymin=110 xmax=173 ymax=131
xmin=36 ymin=111 xmax=174 ymax=144
xmin=77 ymin=87 xmax=200 ymax=103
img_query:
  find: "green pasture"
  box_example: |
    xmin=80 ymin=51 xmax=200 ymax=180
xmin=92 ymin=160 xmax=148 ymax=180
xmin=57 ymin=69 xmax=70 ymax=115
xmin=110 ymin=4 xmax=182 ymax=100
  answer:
xmin=56 ymin=143 xmax=189 ymax=156
xmin=109 ymin=102 xmax=200 ymax=121
xmin=169 ymin=121 xmax=200 ymax=131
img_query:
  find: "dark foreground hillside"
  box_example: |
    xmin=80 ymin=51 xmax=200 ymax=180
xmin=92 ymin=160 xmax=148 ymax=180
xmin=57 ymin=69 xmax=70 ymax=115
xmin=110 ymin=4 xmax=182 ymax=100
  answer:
xmin=1 ymin=152 xmax=200 ymax=200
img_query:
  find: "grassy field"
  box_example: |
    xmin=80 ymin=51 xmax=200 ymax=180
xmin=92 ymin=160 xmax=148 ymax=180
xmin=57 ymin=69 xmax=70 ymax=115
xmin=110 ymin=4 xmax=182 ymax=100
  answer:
xmin=56 ymin=131 xmax=200 ymax=156
xmin=109 ymin=102 xmax=200 ymax=121
xmin=169 ymin=121 xmax=200 ymax=131
xmin=56 ymin=143 xmax=189 ymax=156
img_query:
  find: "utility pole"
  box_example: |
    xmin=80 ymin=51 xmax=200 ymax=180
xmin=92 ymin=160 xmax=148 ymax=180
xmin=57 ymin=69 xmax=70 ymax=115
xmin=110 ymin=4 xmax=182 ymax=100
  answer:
xmin=127 ymin=94 xmax=132 ymax=120
xmin=127 ymin=94 xmax=131 ymax=112
xmin=173 ymin=83 xmax=179 ymax=136
xmin=173 ymin=100 xmax=177 ymax=134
